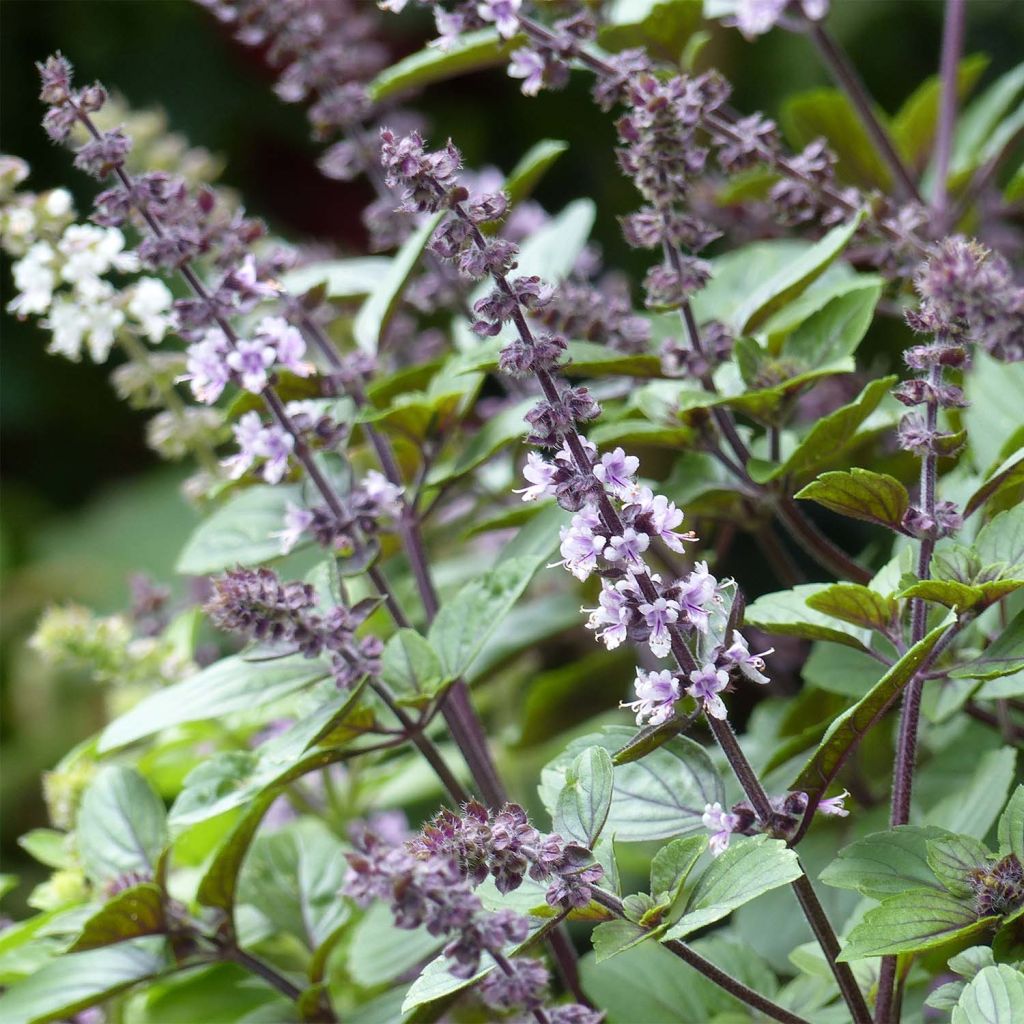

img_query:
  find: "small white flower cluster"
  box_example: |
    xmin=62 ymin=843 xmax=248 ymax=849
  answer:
xmin=520 ymin=441 xmax=774 ymax=726
xmin=2 ymin=160 xmax=173 ymax=362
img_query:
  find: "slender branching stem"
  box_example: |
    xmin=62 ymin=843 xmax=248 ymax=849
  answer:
xmin=776 ymin=497 xmax=873 ymax=584
xmin=933 ymin=0 xmax=968 ymax=221
xmin=807 ymin=24 xmax=922 ymax=203
xmin=590 ymin=888 xmax=811 ymax=1024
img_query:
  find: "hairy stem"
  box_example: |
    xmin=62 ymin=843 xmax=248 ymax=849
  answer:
xmin=932 ymin=0 xmax=967 ymax=220
xmin=591 ymin=888 xmax=810 ymax=1024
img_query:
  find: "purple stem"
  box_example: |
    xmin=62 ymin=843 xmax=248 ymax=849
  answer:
xmin=933 ymin=0 xmax=968 ymax=221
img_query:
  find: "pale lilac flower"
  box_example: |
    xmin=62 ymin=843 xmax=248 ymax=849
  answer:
xmin=256 ymin=425 xmax=295 ymax=484
xmin=605 ymin=528 xmax=650 ymax=568
xmin=702 ymin=802 xmax=741 ymax=855
xmin=676 ymin=561 xmax=717 ymax=633
xmin=584 ymin=579 xmax=630 ymax=650
xmin=554 ymin=517 xmax=606 ymax=581
xmin=477 ymin=0 xmax=521 ymax=38
xmin=227 ymin=337 xmax=276 ymax=393
xmin=273 ymin=502 xmax=314 ymax=554
xmin=720 ymin=630 xmax=773 ymax=685
xmin=508 ymin=48 xmax=546 ymax=96
xmin=639 ymin=596 xmax=680 ymax=658
xmin=621 ymin=668 xmax=679 ymax=726
xmin=230 ymin=255 xmax=279 ymax=307
xmin=223 ymin=411 xmax=265 ymax=479
xmin=593 ymin=447 xmax=640 ymax=499
xmin=687 ymin=663 xmax=730 ymax=720
xmin=57 ymin=224 xmax=135 ymax=283
xmin=360 ymin=469 xmax=404 ymax=518
xmin=182 ymin=328 xmax=232 ymax=404
xmin=818 ymin=790 xmax=850 ymax=817
xmin=514 ymin=451 xmax=557 ymax=501
xmin=255 ymin=316 xmax=311 ymax=377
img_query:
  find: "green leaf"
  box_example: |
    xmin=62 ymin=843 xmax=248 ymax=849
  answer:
xmin=950 ymin=62 xmax=1024 ymax=178
xmin=281 ymin=256 xmax=391 ymax=300
xmin=0 ymin=939 xmax=169 ymax=1024
xmin=592 ymin=919 xmax=657 ymax=964
xmin=599 ymin=0 xmax=703 ymax=55
xmin=782 ymin=87 xmax=893 ymax=190
xmin=237 ymin=820 xmax=349 ymax=950
xmin=68 ymin=884 xmax=166 ymax=952
xmin=840 ymin=888 xmax=994 ymax=960
xmin=650 ymin=835 xmax=707 ymax=904
xmin=662 ymin=835 xmax=801 ymax=941
xmin=77 ymin=767 xmax=167 ymax=886
xmin=782 ymin=279 xmax=881 ymax=365
xmin=927 ymin=835 xmax=992 ymax=897
xmin=796 ymin=467 xmax=909 ymax=531
xmin=745 ymin=584 xmax=872 ymax=651
xmin=99 ymin=653 xmax=329 ymax=751
xmin=17 ymin=831 xmax=73 ymax=871
xmin=540 ymin=726 xmax=723 ymax=842
xmin=928 ymin=747 xmax=1018 ymax=839
xmin=733 ymin=212 xmax=865 ymax=333
xmin=427 ymin=398 xmax=534 ymax=486
xmin=805 ymin=584 xmax=895 ymax=633
xmin=952 ymin=610 xmax=1024 ymax=681
xmin=348 ymin=901 xmax=441 ymax=988
xmin=380 ymin=629 xmax=445 ymax=705
xmin=501 ymin=139 xmax=568 ymax=209
xmin=514 ymin=198 xmax=596 ymax=284
xmin=965 ymin=450 xmax=1024 ymax=519
xmin=965 ymin=352 xmax=1024 ymax=473
xmin=554 ymin=745 xmax=614 ymax=848
xmin=993 ymin=904 xmax=1024 ymax=961
xmin=802 ymin=642 xmax=883 ymax=698
xmin=949 ymin=946 xmax=997 ymax=980
xmin=952 ymin=964 xmax=1024 ymax=1024
xmin=369 ymin=29 xmax=514 ymax=101
xmin=977 ymin=506 xmax=1024 ymax=575
xmin=354 ymin=211 xmax=445 ymax=353
xmin=820 ymin=826 xmax=948 ymax=900
xmin=175 ymin=484 xmax=301 ymax=575
xmin=751 ymin=376 xmax=898 ymax=485
xmin=997 ymin=785 xmax=1024 ymax=862
xmin=892 ymin=54 xmax=989 ymax=170
xmin=428 ymin=555 xmax=546 ymax=679
xmin=791 ymin=613 xmax=954 ymax=801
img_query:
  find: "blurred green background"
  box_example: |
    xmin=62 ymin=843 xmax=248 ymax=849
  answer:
xmin=1 ymin=0 xmax=1022 ymax=898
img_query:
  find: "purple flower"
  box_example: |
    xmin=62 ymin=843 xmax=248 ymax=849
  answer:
xmin=687 ymin=663 xmax=730 ymax=720
xmin=273 ymin=502 xmax=315 ymax=554
xmin=605 ymin=528 xmax=650 ymax=568
xmin=592 ymin=447 xmax=640 ymax=499
xmin=621 ymin=668 xmax=679 ymax=726
xmin=584 ymin=578 xmax=632 ymax=650
xmin=553 ymin=516 xmax=606 ymax=581
xmin=181 ymin=328 xmax=231 ymax=404
xmin=255 ymin=316 xmax=311 ymax=377
xmin=638 ymin=596 xmax=680 ymax=658
xmin=257 ymin=424 xmax=295 ymax=484
xmin=227 ymin=337 xmax=276 ymax=393
xmin=631 ymin=487 xmax=694 ymax=552
xmin=477 ymin=0 xmax=521 ymax=39
xmin=702 ymin=802 xmax=741 ymax=855
xmin=720 ymin=630 xmax=773 ymax=685
xmin=818 ymin=790 xmax=850 ymax=817
xmin=675 ymin=561 xmax=718 ymax=633
xmin=357 ymin=469 xmax=404 ymax=519
xmin=223 ymin=411 xmax=265 ymax=479
xmin=508 ymin=48 xmax=546 ymax=96
xmin=514 ymin=451 xmax=558 ymax=502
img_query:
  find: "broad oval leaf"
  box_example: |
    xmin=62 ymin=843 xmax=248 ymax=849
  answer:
xmin=554 ymin=746 xmax=614 ymax=848
xmin=77 ymin=767 xmax=167 ymax=887
xmin=819 ymin=826 xmax=948 ymax=900
xmin=99 ymin=654 xmax=330 ymax=752
xmin=662 ymin=835 xmax=802 ymax=941
xmin=176 ymin=484 xmax=302 ymax=575
xmin=68 ymin=884 xmax=165 ymax=953
xmin=744 ymin=584 xmax=872 ymax=651
xmin=795 ymin=467 xmax=909 ymax=531
xmin=540 ymin=726 xmax=723 ymax=842
xmin=952 ymin=963 xmax=1024 ymax=1024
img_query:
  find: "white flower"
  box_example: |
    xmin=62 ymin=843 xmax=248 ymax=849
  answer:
xmin=44 ymin=279 xmax=124 ymax=361
xmin=44 ymin=188 xmax=73 ymax=217
xmin=8 ymin=241 xmax=56 ymax=315
xmin=58 ymin=224 xmax=136 ymax=284
xmin=127 ymin=277 xmax=173 ymax=342
xmin=6 ymin=207 xmax=35 ymax=238
xmin=45 ymin=297 xmax=90 ymax=359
